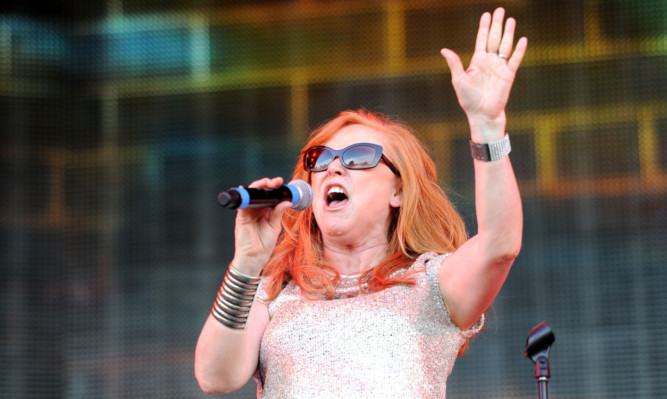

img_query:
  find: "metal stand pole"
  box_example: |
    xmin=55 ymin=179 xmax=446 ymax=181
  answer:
xmin=535 ymin=356 xmax=549 ymax=399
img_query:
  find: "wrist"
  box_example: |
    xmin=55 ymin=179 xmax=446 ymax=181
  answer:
xmin=229 ymin=257 xmax=264 ymax=277
xmin=466 ymin=113 xmax=506 ymax=143
xmin=210 ymin=266 xmax=261 ymax=330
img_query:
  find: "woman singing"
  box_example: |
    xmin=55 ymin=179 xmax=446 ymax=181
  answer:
xmin=196 ymin=7 xmax=527 ymax=398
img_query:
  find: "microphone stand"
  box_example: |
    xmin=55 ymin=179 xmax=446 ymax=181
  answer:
xmin=525 ymin=322 xmax=555 ymax=399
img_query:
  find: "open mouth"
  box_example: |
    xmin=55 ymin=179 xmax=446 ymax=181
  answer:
xmin=326 ymin=186 xmax=349 ymax=208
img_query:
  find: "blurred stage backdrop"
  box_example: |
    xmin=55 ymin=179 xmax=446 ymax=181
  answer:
xmin=1 ymin=0 xmax=666 ymax=398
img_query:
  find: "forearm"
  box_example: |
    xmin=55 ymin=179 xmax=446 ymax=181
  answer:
xmin=470 ymin=117 xmax=523 ymax=261
xmin=194 ymin=297 xmax=268 ymax=394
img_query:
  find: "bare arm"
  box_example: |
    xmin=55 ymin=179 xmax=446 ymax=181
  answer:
xmin=194 ymin=177 xmax=292 ymax=393
xmin=438 ymin=8 xmax=527 ymax=330
xmin=195 ymin=301 xmax=269 ymax=393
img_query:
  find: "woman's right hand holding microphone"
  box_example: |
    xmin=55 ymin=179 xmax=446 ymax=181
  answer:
xmin=230 ymin=176 xmax=293 ymax=277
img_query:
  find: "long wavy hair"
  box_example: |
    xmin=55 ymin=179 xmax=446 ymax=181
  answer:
xmin=262 ymin=109 xmax=468 ymax=300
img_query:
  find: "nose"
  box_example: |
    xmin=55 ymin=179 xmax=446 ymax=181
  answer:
xmin=327 ymin=156 xmax=346 ymax=176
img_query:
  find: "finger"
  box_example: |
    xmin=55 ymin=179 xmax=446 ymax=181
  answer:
xmin=498 ymin=17 xmax=516 ymax=59
xmin=248 ymin=176 xmax=284 ymax=189
xmin=474 ymin=12 xmax=491 ymax=54
xmin=247 ymin=178 xmax=270 ymax=189
xmin=440 ymin=48 xmax=465 ymax=81
xmin=267 ymin=176 xmax=285 ymax=188
xmin=236 ymin=206 xmax=270 ymax=225
xmin=268 ymin=201 xmax=292 ymax=229
xmin=508 ymin=36 xmax=528 ymax=72
xmin=486 ymin=7 xmax=505 ymax=53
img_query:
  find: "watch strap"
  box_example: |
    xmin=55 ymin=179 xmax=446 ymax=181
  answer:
xmin=470 ymin=134 xmax=511 ymax=161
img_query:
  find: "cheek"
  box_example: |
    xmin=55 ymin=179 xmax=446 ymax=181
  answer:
xmin=309 ymin=174 xmax=325 ymax=197
xmin=309 ymin=174 xmax=330 ymax=213
xmin=353 ymin=185 xmax=393 ymax=213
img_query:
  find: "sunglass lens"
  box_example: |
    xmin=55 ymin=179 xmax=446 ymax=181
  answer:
xmin=308 ymin=148 xmax=333 ymax=171
xmin=343 ymin=145 xmax=376 ymax=169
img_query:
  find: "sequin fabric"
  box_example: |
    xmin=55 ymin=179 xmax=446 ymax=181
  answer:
xmin=252 ymin=252 xmax=484 ymax=398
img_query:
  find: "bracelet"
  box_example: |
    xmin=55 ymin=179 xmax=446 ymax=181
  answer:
xmin=470 ymin=133 xmax=511 ymax=161
xmin=210 ymin=266 xmax=261 ymax=330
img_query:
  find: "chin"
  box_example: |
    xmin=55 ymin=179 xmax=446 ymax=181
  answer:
xmin=320 ymin=223 xmax=349 ymax=238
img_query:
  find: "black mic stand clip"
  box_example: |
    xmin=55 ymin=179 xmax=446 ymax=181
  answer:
xmin=525 ymin=321 xmax=555 ymax=399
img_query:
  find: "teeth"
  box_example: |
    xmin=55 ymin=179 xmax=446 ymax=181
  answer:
xmin=327 ymin=186 xmax=345 ymax=195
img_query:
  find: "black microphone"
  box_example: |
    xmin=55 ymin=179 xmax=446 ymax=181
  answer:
xmin=217 ymin=179 xmax=312 ymax=211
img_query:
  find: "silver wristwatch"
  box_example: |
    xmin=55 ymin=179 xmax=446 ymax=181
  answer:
xmin=470 ymin=134 xmax=511 ymax=161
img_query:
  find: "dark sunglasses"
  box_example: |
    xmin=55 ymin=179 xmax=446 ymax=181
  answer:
xmin=303 ymin=142 xmax=400 ymax=176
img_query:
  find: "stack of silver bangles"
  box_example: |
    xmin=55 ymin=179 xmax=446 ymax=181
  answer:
xmin=211 ymin=266 xmax=260 ymax=330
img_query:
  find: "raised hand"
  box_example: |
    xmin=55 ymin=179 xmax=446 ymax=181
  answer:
xmin=440 ymin=7 xmax=527 ymax=137
xmin=231 ymin=177 xmax=292 ymax=275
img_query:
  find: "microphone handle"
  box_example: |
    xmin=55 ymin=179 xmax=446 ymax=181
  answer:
xmin=217 ymin=187 xmax=293 ymax=209
xmin=244 ymin=187 xmax=293 ymax=208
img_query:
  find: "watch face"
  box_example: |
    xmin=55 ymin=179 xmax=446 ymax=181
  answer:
xmin=470 ymin=141 xmax=491 ymax=161
xmin=470 ymin=135 xmax=510 ymax=161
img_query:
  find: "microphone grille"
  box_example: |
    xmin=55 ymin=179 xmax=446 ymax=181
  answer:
xmin=288 ymin=179 xmax=313 ymax=211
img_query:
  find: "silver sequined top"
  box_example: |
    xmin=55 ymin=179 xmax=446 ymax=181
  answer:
xmin=253 ymin=252 xmax=484 ymax=399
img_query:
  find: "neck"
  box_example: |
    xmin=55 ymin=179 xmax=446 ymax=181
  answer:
xmin=322 ymin=239 xmax=390 ymax=275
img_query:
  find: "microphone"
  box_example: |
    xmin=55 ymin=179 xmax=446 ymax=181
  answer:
xmin=217 ymin=179 xmax=313 ymax=211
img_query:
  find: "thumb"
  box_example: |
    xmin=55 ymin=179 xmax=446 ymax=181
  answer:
xmin=440 ymin=48 xmax=465 ymax=81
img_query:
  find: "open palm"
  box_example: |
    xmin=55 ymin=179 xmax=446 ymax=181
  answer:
xmin=441 ymin=8 xmax=527 ymax=123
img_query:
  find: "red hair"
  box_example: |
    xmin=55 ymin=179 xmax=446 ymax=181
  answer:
xmin=262 ymin=110 xmax=468 ymax=300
